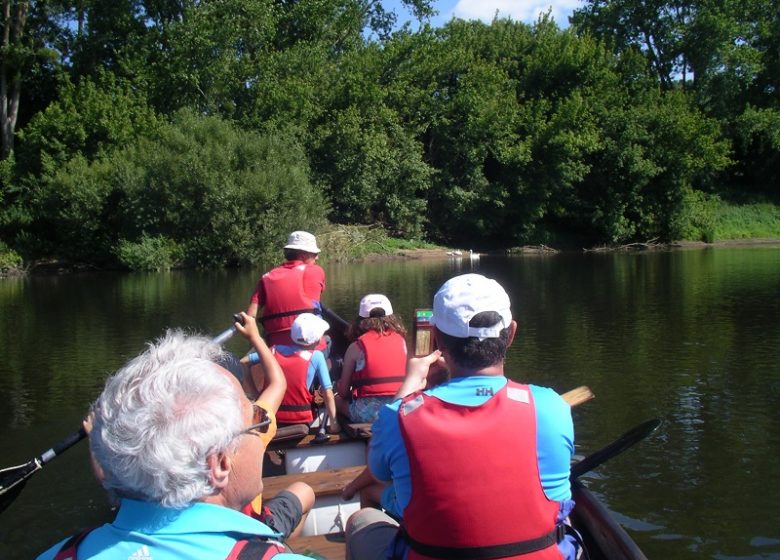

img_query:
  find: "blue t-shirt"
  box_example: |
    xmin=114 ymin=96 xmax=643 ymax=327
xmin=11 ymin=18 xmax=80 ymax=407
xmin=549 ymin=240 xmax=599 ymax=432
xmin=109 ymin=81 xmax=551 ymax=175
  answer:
xmin=249 ymin=345 xmax=332 ymax=390
xmin=274 ymin=345 xmax=332 ymax=390
xmin=368 ymin=376 xmax=574 ymax=519
xmin=36 ymin=499 xmax=309 ymax=560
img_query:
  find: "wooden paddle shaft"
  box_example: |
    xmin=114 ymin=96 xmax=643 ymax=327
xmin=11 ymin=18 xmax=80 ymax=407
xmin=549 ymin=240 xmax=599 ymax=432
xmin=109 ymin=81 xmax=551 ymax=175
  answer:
xmin=562 ymin=385 xmax=594 ymax=407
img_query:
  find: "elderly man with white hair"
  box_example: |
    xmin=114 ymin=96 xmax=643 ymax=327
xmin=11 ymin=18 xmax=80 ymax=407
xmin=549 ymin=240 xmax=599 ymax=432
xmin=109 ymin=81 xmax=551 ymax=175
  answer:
xmin=37 ymin=315 xmax=313 ymax=560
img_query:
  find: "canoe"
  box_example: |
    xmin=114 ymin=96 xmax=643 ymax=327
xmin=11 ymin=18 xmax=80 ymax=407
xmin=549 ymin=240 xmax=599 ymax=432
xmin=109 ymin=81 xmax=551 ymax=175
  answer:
xmin=263 ymin=422 xmax=649 ymax=560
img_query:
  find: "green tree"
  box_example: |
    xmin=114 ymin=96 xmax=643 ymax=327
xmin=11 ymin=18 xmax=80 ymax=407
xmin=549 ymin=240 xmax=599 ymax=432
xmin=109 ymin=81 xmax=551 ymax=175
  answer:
xmin=309 ymin=43 xmax=432 ymax=237
xmin=34 ymin=110 xmax=326 ymax=267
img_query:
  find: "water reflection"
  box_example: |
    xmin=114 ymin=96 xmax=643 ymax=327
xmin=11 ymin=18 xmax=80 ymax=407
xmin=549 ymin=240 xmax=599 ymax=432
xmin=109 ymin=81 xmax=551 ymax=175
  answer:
xmin=1 ymin=247 xmax=779 ymax=559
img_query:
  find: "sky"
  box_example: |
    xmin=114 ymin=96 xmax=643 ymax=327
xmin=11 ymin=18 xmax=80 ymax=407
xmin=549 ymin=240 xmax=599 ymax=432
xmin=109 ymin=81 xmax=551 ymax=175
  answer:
xmin=391 ymin=0 xmax=583 ymax=29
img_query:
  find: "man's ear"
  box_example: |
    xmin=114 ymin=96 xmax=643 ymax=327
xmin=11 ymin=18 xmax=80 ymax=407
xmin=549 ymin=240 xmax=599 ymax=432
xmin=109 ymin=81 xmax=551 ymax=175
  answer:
xmin=506 ymin=320 xmax=518 ymax=348
xmin=207 ymin=452 xmax=231 ymax=490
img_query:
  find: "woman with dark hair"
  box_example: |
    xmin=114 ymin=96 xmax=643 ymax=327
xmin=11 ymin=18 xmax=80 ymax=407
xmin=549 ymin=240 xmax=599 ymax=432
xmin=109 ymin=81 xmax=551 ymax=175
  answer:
xmin=335 ymin=294 xmax=408 ymax=424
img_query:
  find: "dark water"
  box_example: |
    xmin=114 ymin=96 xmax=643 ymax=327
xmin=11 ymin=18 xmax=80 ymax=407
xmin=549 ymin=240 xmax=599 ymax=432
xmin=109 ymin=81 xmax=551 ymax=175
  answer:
xmin=1 ymin=248 xmax=779 ymax=559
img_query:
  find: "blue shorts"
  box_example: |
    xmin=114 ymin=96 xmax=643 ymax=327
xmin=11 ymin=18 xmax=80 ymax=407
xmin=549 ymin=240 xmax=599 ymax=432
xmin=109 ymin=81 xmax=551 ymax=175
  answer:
xmin=348 ymin=396 xmax=395 ymax=424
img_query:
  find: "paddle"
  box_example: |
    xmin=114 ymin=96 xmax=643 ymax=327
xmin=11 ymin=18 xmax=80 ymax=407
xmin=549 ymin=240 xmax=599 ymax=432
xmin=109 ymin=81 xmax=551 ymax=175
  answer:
xmin=562 ymin=385 xmax=594 ymax=407
xmin=571 ymin=418 xmax=662 ymax=480
xmin=0 ymin=315 xmax=244 ymax=515
xmin=321 ymin=306 xmax=350 ymax=331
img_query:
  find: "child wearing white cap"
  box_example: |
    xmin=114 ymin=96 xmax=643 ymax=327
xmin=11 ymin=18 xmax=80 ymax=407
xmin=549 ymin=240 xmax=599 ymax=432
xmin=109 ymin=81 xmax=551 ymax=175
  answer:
xmin=252 ymin=313 xmax=340 ymax=433
xmin=334 ymin=294 xmax=408 ymax=424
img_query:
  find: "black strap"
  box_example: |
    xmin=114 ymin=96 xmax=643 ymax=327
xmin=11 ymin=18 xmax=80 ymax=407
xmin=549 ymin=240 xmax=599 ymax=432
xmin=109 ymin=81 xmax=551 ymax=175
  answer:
xmin=231 ymin=537 xmax=287 ymax=560
xmin=403 ymin=524 xmax=564 ymax=559
xmin=279 ymin=403 xmax=314 ymax=412
xmin=259 ymin=308 xmax=318 ymax=323
xmin=351 ymin=375 xmax=406 ymax=388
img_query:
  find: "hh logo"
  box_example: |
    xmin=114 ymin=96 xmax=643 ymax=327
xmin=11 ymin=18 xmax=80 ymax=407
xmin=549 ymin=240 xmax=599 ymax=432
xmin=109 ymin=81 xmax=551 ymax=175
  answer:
xmin=476 ymin=387 xmax=494 ymax=397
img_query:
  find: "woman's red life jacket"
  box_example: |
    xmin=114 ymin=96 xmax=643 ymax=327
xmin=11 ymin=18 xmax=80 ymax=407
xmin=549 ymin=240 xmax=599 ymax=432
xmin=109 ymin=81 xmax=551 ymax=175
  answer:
xmin=273 ymin=347 xmax=315 ymax=424
xmin=351 ymin=331 xmax=407 ymax=399
xmin=398 ymin=381 xmax=564 ymax=560
xmin=260 ymin=263 xmax=318 ymax=336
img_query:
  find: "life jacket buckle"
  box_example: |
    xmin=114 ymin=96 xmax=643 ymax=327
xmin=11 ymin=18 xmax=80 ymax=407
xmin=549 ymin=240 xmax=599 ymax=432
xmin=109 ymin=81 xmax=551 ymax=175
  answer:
xmin=556 ymin=523 xmax=566 ymax=543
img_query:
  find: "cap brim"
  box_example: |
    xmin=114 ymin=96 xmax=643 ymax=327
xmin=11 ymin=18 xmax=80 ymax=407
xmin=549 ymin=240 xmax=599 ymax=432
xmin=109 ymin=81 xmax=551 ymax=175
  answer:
xmin=284 ymin=244 xmax=321 ymax=254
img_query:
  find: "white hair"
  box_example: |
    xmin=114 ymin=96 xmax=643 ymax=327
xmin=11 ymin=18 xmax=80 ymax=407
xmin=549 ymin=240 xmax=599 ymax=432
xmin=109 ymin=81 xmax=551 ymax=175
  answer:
xmin=89 ymin=330 xmax=244 ymax=508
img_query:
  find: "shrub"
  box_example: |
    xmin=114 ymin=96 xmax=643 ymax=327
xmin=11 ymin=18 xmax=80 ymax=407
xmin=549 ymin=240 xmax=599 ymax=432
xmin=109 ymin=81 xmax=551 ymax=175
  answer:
xmin=116 ymin=235 xmax=184 ymax=271
xmin=674 ymin=189 xmax=719 ymax=242
xmin=0 ymin=241 xmax=23 ymax=276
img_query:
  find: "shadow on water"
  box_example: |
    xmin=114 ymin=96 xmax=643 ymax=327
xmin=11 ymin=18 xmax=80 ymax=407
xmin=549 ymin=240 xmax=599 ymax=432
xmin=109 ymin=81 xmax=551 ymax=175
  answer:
xmin=1 ymin=248 xmax=779 ymax=559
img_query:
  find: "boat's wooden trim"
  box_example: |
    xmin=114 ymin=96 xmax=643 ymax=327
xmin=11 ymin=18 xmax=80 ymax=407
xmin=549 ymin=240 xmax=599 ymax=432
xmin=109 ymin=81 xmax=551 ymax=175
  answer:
xmin=288 ymin=533 xmax=346 ymax=560
xmin=571 ymin=482 xmax=648 ymax=560
xmin=263 ymin=465 xmax=365 ymax=501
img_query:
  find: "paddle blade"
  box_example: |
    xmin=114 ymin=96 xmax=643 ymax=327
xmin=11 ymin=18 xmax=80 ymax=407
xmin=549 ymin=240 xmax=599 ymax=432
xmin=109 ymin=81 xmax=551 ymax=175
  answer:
xmin=572 ymin=418 xmax=662 ymax=480
xmin=562 ymin=386 xmax=595 ymax=407
xmin=0 ymin=460 xmax=41 ymax=513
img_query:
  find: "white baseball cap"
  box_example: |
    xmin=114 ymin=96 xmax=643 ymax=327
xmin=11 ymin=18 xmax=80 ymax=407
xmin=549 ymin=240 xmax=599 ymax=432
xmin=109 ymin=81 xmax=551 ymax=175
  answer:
xmin=284 ymin=231 xmax=320 ymax=254
xmin=291 ymin=313 xmax=330 ymax=345
xmin=358 ymin=294 xmax=394 ymax=318
xmin=431 ymin=274 xmax=512 ymax=339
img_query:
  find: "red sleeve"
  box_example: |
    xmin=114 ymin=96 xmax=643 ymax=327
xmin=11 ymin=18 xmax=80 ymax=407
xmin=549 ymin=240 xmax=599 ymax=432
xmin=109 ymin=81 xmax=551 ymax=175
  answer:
xmin=302 ymin=265 xmax=326 ymax=300
xmin=249 ymin=277 xmax=266 ymax=306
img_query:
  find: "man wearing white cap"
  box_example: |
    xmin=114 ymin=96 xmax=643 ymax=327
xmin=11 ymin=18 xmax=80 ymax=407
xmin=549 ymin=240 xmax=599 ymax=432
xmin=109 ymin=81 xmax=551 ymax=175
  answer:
xmin=247 ymin=231 xmax=326 ymax=346
xmin=345 ymin=274 xmax=578 ymax=560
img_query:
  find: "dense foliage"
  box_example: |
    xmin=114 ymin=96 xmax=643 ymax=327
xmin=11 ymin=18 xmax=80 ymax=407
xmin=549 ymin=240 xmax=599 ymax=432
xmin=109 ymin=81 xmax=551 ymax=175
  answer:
xmin=0 ymin=0 xmax=776 ymax=268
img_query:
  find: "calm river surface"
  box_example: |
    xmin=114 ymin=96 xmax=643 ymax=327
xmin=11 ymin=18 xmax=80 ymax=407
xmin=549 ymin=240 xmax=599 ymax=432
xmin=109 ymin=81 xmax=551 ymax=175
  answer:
xmin=1 ymin=247 xmax=779 ymax=559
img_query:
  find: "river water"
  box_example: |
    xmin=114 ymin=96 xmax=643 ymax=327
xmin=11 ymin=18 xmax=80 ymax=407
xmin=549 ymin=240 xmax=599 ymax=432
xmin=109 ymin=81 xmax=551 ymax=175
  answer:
xmin=1 ymin=247 xmax=779 ymax=559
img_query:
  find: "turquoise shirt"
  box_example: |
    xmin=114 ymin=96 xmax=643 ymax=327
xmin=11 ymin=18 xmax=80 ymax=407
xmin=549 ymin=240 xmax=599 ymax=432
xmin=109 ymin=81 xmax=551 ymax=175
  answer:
xmin=36 ymin=499 xmax=310 ymax=560
xmin=274 ymin=345 xmax=332 ymax=390
xmin=249 ymin=345 xmax=332 ymax=390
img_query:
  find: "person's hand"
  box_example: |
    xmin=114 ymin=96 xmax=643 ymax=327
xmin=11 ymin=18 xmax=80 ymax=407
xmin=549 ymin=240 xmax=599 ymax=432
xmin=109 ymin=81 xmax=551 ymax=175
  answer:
xmin=328 ymin=420 xmax=341 ymax=434
xmin=235 ymin=312 xmax=261 ymax=341
xmin=341 ymin=482 xmax=356 ymax=501
xmin=83 ymin=413 xmax=106 ymax=482
xmin=406 ymin=349 xmax=446 ymax=389
xmin=82 ymin=413 xmax=94 ymax=435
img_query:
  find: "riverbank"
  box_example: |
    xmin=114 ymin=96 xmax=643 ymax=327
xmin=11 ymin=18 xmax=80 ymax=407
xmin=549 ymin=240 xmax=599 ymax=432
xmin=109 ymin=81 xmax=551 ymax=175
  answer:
xmin=357 ymin=238 xmax=780 ymax=262
xmin=3 ymin=237 xmax=780 ymax=277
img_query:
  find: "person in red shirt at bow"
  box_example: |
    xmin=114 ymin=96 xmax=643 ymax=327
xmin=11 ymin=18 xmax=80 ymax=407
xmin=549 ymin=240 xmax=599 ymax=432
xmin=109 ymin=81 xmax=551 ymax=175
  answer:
xmin=247 ymin=231 xmax=326 ymax=346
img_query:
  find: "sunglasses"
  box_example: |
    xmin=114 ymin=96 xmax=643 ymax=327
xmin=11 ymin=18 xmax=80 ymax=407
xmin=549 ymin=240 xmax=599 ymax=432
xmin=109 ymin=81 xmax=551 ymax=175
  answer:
xmin=240 ymin=404 xmax=272 ymax=436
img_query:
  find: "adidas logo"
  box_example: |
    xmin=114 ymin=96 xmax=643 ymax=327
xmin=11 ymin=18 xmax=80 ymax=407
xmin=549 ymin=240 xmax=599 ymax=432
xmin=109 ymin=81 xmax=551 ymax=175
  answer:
xmin=129 ymin=545 xmax=153 ymax=559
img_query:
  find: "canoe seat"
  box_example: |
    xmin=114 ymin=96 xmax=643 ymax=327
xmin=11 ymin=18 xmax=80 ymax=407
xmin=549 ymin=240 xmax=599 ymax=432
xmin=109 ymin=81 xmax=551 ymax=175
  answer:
xmin=263 ymin=465 xmax=365 ymax=501
xmin=288 ymin=532 xmax=346 ymax=560
xmin=272 ymin=424 xmax=311 ymax=442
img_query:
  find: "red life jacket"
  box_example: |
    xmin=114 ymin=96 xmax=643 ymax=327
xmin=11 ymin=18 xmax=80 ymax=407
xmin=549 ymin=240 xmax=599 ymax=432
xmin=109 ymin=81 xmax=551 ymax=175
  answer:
xmin=398 ymin=381 xmax=564 ymax=560
xmin=273 ymin=347 xmax=315 ymax=424
xmin=351 ymin=331 xmax=407 ymax=398
xmin=53 ymin=528 xmax=286 ymax=560
xmin=260 ymin=262 xmax=319 ymax=336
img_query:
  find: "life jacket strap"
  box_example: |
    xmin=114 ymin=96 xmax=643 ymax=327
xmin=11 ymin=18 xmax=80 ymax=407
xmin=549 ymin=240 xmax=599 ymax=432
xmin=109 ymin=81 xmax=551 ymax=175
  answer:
xmin=259 ymin=308 xmax=318 ymax=323
xmin=227 ymin=537 xmax=287 ymax=560
xmin=351 ymin=375 xmax=406 ymax=388
xmin=279 ymin=403 xmax=313 ymax=412
xmin=402 ymin=523 xmax=564 ymax=559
